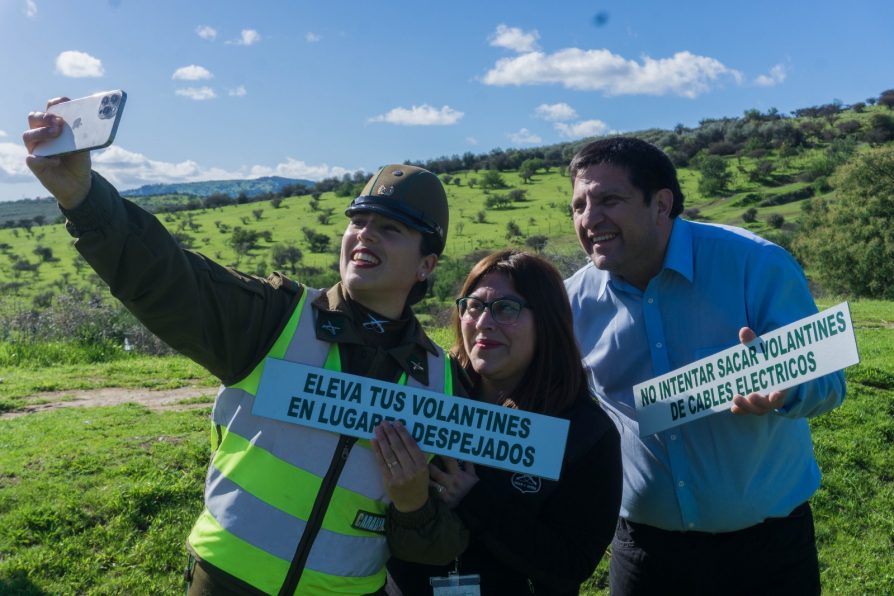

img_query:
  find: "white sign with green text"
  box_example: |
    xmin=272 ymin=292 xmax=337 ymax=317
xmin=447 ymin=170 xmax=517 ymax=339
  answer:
xmin=252 ymin=359 xmax=570 ymax=479
xmin=634 ymin=302 xmax=859 ymax=436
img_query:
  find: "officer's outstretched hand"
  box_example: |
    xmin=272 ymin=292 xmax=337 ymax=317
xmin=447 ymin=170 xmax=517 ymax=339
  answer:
xmin=23 ymin=98 xmax=92 ymax=209
xmin=731 ymin=327 xmax=787 ymax=415
xmin=372 ymin=421 xmax=430 ymax=512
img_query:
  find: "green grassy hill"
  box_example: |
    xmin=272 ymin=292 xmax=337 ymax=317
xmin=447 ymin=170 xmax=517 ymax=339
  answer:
xmin=3 ymin=101 xmax=892 ymax=318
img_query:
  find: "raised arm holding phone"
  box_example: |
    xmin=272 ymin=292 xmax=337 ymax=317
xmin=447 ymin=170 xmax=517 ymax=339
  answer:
xmin=24 ymin=96 xmax=468 ymax=595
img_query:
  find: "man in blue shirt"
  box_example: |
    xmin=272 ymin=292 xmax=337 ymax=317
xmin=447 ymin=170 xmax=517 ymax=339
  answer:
xmin=564 ymin=137 xmax=844 ymax=595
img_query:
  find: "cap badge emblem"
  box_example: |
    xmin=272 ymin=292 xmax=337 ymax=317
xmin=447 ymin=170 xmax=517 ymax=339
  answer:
xmin=392 ymin=169 xmax=403 ymax=177
xmin=377 ymin=185 xmax=395 ymax=196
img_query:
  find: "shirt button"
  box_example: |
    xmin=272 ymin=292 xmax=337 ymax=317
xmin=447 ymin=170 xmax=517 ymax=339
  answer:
xmin=647 ymin=298 xmax=654 ymax=304
xmin=670 ymin=434 xmax=677 ymax=441
xmin=656 ymin=342 xmax=663 ymax=349
xmin=678 ymin=480 xmax=685 ymax=487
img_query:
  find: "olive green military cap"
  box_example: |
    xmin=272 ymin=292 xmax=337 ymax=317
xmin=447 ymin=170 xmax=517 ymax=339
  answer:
xmin=345 ymin=164 xmax=449 ymax=255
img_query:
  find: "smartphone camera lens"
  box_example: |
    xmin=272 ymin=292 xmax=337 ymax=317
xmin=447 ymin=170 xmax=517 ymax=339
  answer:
xmin=110 ymin=94 xmax=120 ymax=105
xmin=101 ymin=96 xmax=110 ymax=106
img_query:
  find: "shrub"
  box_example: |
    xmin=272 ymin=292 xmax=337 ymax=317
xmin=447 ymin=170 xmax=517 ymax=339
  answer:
xmin=766 ymin=213 xmax=785 ymax=228
xmin=793 ymin=145 xmax=894 ymax=298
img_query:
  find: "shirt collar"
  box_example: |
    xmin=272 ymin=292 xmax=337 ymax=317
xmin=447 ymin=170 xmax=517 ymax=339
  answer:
xmin=600 ymin=218 xmax=693 ymax=298
xmin=311 ymin=283 xmax=439 ymax=384
xmin=662 ymin=218 xmax=694 ymax=283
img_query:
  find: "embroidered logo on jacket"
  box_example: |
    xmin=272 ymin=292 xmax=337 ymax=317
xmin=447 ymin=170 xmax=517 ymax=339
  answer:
xmin=511 ymin=473 xmax=542 ymax=494
xmin=352 ymin=510 xmax=386 ymax=534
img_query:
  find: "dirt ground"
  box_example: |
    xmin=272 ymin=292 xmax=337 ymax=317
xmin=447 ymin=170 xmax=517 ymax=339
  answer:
xmin=0 ymin=385 xmax=218 ymax=420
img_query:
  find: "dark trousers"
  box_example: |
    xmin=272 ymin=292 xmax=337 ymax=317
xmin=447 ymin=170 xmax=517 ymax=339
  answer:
xmin=609 ymin=502 xmax=821 ymax=596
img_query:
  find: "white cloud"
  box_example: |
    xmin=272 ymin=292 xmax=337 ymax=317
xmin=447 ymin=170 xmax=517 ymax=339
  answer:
xmin=25 ymin=0 xmax=37 ymax=18
xmin=306 ymin=32 xmax=322 ymax=43
xmin=249 ymin=158 xmax=351 ymax=180
xmin=489 ymin=24 xmax=540 ymax=53
xmin=196 ymin=25 xmax=217 ymax=41
xmin=0 ymin=142 xmax=32 ymax=182
xmin=554 ymin=119 xmax=610 ymax=139
xmin=466 ymin=137 xmax=479 ymax=145
xmin=368 ymin=104 xmax=464 ymax=126
xmin=172 ymin=65 xmax=213 ymax=81
xmin=754 ymin=64 xmax=786 ymax=87
xmin=483 ymin=49 xmax=741 ymax=98
xmin=508 ymin=128 xmax=542 ymax=144
xmin=55 ymin=50 xmax=105 ymax=78
xmin=88 ymin=146 xmax=352 ymax=189
xmin=175 ymin=87 xmax=217 ymax=101
xmin=228 ymin=85 xmax=247 ymax=97
xmin=2 ymin=142 xmax=353 ymax=195
xmin=535 ymin=102 xmax=578 ymax=122
xmin=228 ymin=29 xmax=261 ymax=46
xmin=92 ymin=146 xmax=231 ymax=187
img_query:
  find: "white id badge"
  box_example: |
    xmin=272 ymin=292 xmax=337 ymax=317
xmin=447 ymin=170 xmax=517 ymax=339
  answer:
xmin=429 ymin=573 xmax=481 ymax=595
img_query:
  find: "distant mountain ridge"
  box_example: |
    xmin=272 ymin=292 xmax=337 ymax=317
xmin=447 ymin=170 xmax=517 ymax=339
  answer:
xmin=120 ymin=176 xmax=313 ymax=198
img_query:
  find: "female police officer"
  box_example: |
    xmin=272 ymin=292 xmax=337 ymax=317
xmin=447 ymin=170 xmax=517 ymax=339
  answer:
xmin=24 ymin=99 xmax=464 ymax=595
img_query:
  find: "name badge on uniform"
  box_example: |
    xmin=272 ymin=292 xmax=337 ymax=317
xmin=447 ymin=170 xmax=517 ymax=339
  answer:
xmin=430 ymin=573 xmax=481 ymax=596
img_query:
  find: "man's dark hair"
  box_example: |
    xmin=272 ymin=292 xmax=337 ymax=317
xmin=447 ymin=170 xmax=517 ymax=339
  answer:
xmin=569 ymin=137 xmax=685 ymax=218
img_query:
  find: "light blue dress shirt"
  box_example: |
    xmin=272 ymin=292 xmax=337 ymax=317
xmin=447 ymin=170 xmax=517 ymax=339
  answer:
xmin=565 ymin=218 xmax=845 ymax=532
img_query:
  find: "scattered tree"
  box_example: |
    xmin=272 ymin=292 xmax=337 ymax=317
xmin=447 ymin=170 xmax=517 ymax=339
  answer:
xmin=508 ymin=189 xmax=528 ymax=202
xmin=793 ymin=145 xmax=894 ymax=298
xmin=485 ymin=194 xmax=512 ymax=209
xmin=480 ymin=170 xmax=507 ymax=190
xmin=766 ymin=213 xmax=785 ymax=228
xmin=505 ymin=221 xmax=522 ymax=239
xmin=879 ymin=89 xmax=894 ymax=110
xmin=33 ymin=246 xmax=59 ymax=262
xmin=271 ymin=243 xmax=303 ymax=274
xmin=696 ymin=155 xmax=733 ymax=196
xmin=525 ymin=235 xmax=548 ymax=253
xmin=229 ymin=227 xmax=262 ymax=253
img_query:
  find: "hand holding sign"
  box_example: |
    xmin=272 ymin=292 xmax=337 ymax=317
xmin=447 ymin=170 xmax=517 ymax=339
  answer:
xmin=430 ymin=458 xmax=478 ymax=509
xmin=730 ymin=327 xmax=788 ymax=416
xmin=633 ymin=302 xmax=859 ymax=436
xmin=372 ymin=421 xmax=430 ymax=512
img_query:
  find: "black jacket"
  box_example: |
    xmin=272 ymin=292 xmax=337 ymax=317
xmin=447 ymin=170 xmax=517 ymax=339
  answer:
xmin=387 ymin=394 xmax=622 ymax=595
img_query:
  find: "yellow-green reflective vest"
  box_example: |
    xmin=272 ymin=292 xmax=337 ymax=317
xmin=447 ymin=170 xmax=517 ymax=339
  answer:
xmin=188 ymin=288 xmax=452 ymax=595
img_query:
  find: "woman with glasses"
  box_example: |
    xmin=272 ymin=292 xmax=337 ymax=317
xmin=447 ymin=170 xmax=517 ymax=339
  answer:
xmin=373 ymin=249 xmax=622 ymax=595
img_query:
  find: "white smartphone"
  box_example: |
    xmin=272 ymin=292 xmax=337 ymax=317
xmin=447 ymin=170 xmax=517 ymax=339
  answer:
xmin=32 ymin=89 xmax=127 ymax=157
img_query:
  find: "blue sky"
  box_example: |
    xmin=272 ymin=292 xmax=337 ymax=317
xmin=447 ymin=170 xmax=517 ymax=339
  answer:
xmin=1 ymin=0 xmax=892 ymax=201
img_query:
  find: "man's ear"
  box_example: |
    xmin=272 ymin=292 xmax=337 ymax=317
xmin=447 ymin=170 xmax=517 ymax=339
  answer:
xmin=653 ymin=188 xmax=674 ymax=220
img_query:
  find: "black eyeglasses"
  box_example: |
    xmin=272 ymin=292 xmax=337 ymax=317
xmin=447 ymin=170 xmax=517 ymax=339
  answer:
xmin=456 ymin=296 xmax=528 ymax=325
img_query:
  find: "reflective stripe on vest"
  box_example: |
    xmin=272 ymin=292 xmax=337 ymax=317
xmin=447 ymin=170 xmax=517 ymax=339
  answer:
xmin=188 ymin=288 xmax=452 ymax=595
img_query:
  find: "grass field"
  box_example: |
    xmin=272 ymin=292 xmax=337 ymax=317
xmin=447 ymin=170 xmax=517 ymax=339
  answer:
xmin=0 ymin=300 xmax=891 ymax=594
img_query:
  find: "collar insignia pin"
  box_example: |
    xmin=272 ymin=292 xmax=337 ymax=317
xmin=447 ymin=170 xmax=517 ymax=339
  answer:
xmin=410 ymin=360 xmax=424 ymax=372
xmin=362 ymin=314 xmax=387 ymax=334
xmin=321 ymin=320 xmax=341 ymax=336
